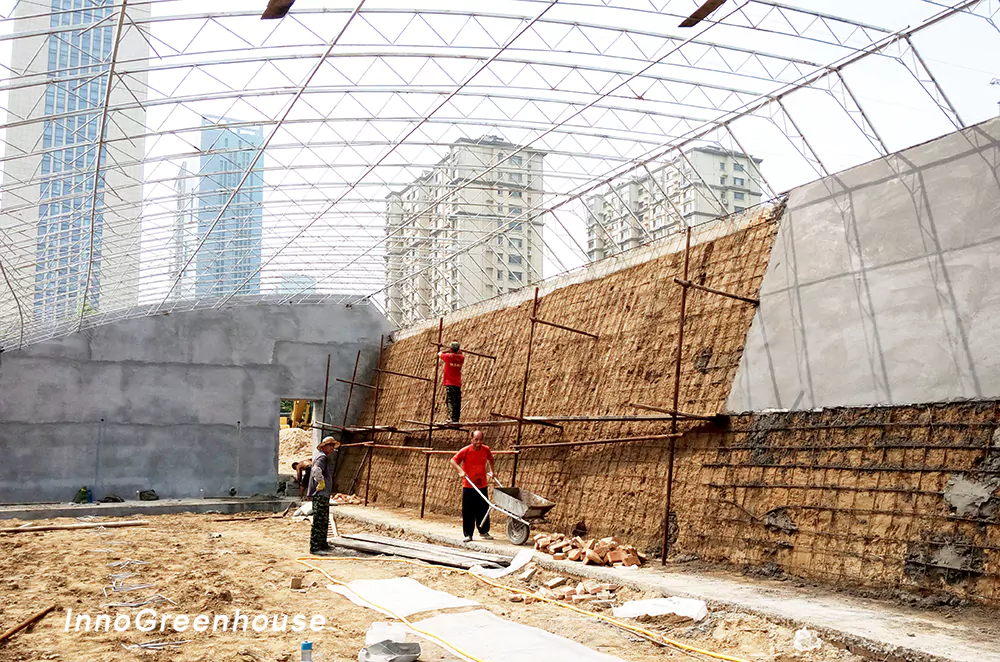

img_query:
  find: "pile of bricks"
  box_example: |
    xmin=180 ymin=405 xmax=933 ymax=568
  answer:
xmin=533 ymin=533 xmax=647 ymax=567
xmin=331 ymin=493 xmax=363 ymax=505
xmin=511 ymin=565 xmax=619 ymax=606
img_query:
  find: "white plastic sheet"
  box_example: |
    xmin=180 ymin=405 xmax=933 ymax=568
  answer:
xmin=612 ymin=597 xmax=708 ymax=622
xmin=327 ymin=577 xmax=479 ymax=617
xmin=469 ymin=549 xmax=534 ymax=579
xmin=366 ymin=622 xmax=409 ymax=645
xmin=411 ymin=609 xmax=625 ymax=662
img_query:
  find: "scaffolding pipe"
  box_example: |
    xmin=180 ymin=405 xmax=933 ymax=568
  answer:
xmin=512 ymin=287 xmax=540 ymax=487
xmin=342 ymin=350 xmax=362 ymax=430
xmin=629 ymin=403 xmax=722 ymax=422
xmin=428 ymin=340 xmax=496 ymax=361
xmin=529 ymin=316 xmax=600 ymax=339
xmin=490 ymin=412 xmax=564 ymax=431
xmin=515 ymin=434 xmax=681 ymax=450
xmin=376 ymin=368 xmax=431 ymax=382
xmin=336 ymin=378 xmax=380 ymax=390
xmin=674 ymin=278 xmax=760 ymax=305
xmin=364 ymin=335 xmax=384 ymax=507
xmin=663 ymin=226 xmax=691 ymax=565
xmin=422 ymin=318 xmax=444 ymax=518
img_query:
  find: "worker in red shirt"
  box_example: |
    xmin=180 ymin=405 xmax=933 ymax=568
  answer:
xmin=450 ymin=430 xmax=495 ymax=542
xmin=439 ymin=341 xmax=465 ymax=422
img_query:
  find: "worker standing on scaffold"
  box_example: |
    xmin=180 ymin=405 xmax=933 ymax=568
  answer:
xmin=438 ymin=341 xmax=465 ymax=423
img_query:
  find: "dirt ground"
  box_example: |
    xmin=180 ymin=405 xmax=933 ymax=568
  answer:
xmin=279 ymin=428 xmax=313 ymax=476
xmin=0 ymin=511 xmax=868 ymax=662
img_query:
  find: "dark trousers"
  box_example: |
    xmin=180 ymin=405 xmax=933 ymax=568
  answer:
xmin=310 ymin=494 xmax=330 ymax=552
xmin=446 ymin=385 xmax=462 ymax=422
xmin=462 ymin=487 xmax=490 ymax=538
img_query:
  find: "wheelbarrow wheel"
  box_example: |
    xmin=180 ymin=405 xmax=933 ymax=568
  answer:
xmin=506 ymin=518 xmax=530 ymax=546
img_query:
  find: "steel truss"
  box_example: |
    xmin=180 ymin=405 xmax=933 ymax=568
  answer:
xmin=0 ymin=0 xmax=993 ymax=347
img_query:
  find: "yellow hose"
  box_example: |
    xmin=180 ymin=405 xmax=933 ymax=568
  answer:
xmin=296 ymin=555 xmax=749 ymax=662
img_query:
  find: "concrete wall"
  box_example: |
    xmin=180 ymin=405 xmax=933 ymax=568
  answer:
xmin=0 ymin=302 xmax=390 ymax=504
xmin=729 ymin=116 xmax=1000 ymax=412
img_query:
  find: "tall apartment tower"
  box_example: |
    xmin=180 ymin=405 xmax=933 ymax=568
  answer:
xmin=195 ymin=118 xmax=264 ymax=298
xmin=586 ymin=147 xmax=763 ymax=261
xmin=169 ymin=162 xmax=197 ymax=301
xmin=0 ymin=0 xmax=149 ymax=323
xmin=385 ymin=136 xmax=545 ymax=326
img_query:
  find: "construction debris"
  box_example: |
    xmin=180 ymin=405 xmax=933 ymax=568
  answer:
xmin=612 ymin=597 xmax=708 ymax=622
xmin=528 ymin=574 xmax=619 ymax=605
xmin=122 ymin=639 xmax=190 ymax=650
xmin=332 ymin=493 xmax=363 ymax=505
xmin=533 ymin=533 xmax=646 ymax=567
xmin=105 ymin=595 xmax=176 ymax=608
xmin=0 ymin=605 xmax=58 ymax=644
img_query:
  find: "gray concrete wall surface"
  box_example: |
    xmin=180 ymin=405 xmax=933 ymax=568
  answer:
xmin=0 ymin=303 xmax=390 ymax=504
xmin=729 ymin=116 xmax=1000 ymax=412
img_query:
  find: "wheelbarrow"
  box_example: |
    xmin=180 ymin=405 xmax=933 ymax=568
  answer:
xmin=467 ymin=477 xmax=556 ymax=545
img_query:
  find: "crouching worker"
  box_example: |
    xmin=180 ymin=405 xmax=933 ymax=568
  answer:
xmin=450 ymin=430 xmax=495 ymax=543
xmin=292 ymin=458 xmax=312 ymax=498
xmin=308 ymin=436 xmax=340 ymax=554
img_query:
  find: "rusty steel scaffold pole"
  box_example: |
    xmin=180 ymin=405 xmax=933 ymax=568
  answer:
xmin=331 ymin=350 xmax=361 ymax=493
xmin=511 ymin=288 xmax=540 ymax=487
xmin=321 ymin=354 xmax=331 ymax=431
xmin=427 ymin=340 xmax=496 ymax=361
xmin=421 ymin=318 xmax=444 ymax=518
xmin=342 ymin=350 xmax=361 ymax=429
xmin=364 ymin=335 xmax=384 ymax=507
xmin=662 ymin=226 xmax=691 ymax=565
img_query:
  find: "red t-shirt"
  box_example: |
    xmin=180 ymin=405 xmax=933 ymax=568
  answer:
xmin=452 ymin=444 xmax=494 ymax=489
xmin=439 ymin=352 xmax=465 ymax=387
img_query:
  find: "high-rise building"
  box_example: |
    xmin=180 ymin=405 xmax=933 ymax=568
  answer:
xmin=385 ymin=136 xmax=545 ymax=326
xmin=1 ymin=0 xmax=149 ymax=322
xmin=195 ymin=118 xmax=264 ymax=298
xmin=169 ymin=162 xmax=197 ymax=301
xmin=586 ymin=147 xmax=763 ymax=261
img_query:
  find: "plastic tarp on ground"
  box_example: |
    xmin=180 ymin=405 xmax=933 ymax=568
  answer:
xmin=327 ymin=577 xmax=479 ymax=617
xmin=411 ymin=609 xmax=625 ymax=662
xmin=469 ymin=549 xmax=534 ymax=579
xmin=612 ymin=597 xmax=708 ymax=622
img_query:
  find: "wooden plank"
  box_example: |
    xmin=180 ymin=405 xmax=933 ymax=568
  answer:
xmin=328 ymin=537 xmax=499 ymax=569
xmin=0 ymin=520 xmax=149 ymax=534
xmin=344 ymin=533 xmax=512 ymax=566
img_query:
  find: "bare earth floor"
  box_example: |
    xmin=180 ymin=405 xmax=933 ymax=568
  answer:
xmin=331 ymin=504 xmax=1000 ymax=662
xmin=0 ymin=509 xmax=878 ymax=662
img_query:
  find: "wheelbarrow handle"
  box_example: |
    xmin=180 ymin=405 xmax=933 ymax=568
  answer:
xmin=466 ymin=482 xmax=528 ymax=527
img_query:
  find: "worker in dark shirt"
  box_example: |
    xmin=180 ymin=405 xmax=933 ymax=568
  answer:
xmin=439 ymin=342 xmax=466 ymax=422
xmin=291 ymin=458 xmax=312 ymax=498
xmin=308 ymin=437 xmax=339 ymax=554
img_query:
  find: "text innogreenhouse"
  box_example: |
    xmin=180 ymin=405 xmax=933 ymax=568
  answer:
xmin=64 ymin=608 xmax=327 ymax=634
